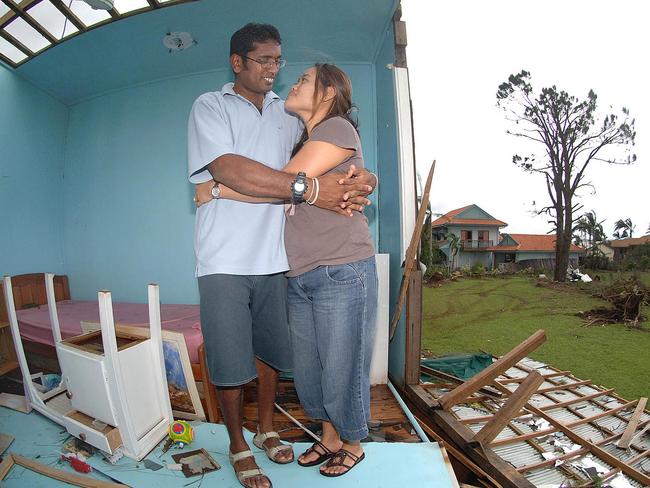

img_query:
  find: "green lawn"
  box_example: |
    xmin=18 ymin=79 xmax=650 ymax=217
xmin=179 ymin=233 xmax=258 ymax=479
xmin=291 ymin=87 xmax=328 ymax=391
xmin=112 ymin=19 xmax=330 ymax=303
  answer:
xmin=421 ymin=273 xmax=650 ymax=399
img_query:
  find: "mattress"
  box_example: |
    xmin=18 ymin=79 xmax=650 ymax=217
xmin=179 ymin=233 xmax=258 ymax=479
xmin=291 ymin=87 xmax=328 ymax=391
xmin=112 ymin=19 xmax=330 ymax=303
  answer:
xmin=15 ymin=300 xmax=203 ymax=363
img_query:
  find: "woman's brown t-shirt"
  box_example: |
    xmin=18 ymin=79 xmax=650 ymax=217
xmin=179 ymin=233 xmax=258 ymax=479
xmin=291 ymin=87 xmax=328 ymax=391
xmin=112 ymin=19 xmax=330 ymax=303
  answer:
xmin=284 ymin=116 xmax=375 ymax=277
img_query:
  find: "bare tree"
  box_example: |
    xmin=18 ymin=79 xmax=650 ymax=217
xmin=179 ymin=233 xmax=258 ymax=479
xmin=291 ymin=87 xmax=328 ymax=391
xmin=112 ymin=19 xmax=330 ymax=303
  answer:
xmin=497 ymin=71 xmax=636 ymax=281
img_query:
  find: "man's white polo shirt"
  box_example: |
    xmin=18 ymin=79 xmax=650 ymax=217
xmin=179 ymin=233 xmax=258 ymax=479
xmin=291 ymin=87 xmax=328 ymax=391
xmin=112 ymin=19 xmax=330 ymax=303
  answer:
xmin=188 ymin=83 xmax=302 ymax=277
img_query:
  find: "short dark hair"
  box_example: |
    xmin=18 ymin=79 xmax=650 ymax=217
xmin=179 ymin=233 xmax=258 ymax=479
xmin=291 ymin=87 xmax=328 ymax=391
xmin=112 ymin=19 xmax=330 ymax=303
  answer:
xmin=230 ymin=23 xmax=281 ymax=57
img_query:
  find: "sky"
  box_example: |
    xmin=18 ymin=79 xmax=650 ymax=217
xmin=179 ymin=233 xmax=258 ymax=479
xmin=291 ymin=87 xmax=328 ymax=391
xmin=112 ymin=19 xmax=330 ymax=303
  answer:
xmin=401 ymin=0 xmax=649 ymax=238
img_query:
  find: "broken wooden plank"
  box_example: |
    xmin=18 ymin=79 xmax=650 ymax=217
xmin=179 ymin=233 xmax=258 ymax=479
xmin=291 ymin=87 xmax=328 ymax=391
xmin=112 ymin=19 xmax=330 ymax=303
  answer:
xmin=539 ymin=388 xmax=615 ymax=410
xmin=489 ymin=426 xmax=557 ymax=447
xmin=0 ymin=393 xmax=29 ymax=413
xmin=0 ymin=432 xmax=14 ymax=456
xmin=0 ymin=453 xmax=13 ymax=479
xmin=2 ymin=453 xmax=127 ymax=487
xmin=389 ymin=160 xmax=436 ymax=340
xmin=421 ymin=366 xmax=503 ymax=399
xmin=474 ymin=371 xmax=544 ymax=445
xmin=535 ymin=379 xmax=593 ymax=394
xmin=405 ymin=270 xmax=422 ymax=385
xmin=627 ymin=447 xmax=650 ymax=466
xmin=414 ymin=414 xmax=504 ymax=488
xmin=495 ymin=371 xmax=570 ymax=384
xmin=615 ymin=397 xmax=648 ymax=449
xmin=438 ymin=330 xmax=546 ymax=410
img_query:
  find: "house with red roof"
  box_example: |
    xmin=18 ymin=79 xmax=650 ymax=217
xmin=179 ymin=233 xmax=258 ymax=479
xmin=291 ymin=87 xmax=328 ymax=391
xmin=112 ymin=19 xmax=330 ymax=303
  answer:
xmin=432 ymin=204 xmax=584 ymax=270
xmin=599 ymin=235 xmax=650 ymax=263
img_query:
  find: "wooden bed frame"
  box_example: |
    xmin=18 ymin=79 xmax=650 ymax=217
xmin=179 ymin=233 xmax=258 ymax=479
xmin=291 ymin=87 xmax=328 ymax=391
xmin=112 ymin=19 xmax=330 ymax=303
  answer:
xmin=0 ymin=273 xmax=220 ymax=422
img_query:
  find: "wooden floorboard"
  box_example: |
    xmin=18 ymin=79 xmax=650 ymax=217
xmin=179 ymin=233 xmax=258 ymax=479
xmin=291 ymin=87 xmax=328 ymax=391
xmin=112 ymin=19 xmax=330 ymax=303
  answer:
xmin=242 ymin=380 xmax=422 ymax=443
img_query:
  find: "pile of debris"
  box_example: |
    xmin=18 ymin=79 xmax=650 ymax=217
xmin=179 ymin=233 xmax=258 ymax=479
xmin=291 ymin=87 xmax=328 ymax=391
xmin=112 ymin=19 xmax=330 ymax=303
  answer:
xmin=409 ymin=330 xmax=650 ymax=488
xmin=579 ymin=276 xmax=649 ymax=328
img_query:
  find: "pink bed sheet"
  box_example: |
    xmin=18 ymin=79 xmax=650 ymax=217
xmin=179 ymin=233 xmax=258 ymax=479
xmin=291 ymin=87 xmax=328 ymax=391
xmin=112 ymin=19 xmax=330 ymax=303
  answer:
xmin=15 ymin=300 xmax=203 ymax=363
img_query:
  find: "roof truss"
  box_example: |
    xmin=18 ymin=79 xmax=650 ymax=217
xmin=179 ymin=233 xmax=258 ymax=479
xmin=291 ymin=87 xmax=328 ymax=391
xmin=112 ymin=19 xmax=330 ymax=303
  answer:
xmin=416 ymin=339 xmax=650 ymax=488
xmin=0 ymin=0 xmax=195 ymax=68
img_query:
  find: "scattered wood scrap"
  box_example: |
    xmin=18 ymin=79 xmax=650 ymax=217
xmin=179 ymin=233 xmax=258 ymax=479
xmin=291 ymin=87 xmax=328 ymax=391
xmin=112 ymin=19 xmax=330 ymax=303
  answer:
xmin=0 ymin=393 xmax=29 ymax=413
xmin=616 ymin=397 xmax=648 ymax=449
xmin=0 ymin=453 xmax=126 ymax=487
xmin=0 ymin=433 xmax=14 ymax=457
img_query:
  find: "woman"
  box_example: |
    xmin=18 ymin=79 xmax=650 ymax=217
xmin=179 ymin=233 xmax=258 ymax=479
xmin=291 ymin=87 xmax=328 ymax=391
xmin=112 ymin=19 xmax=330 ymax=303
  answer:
xmin=196 ymin=64 xmax=377 ymax=477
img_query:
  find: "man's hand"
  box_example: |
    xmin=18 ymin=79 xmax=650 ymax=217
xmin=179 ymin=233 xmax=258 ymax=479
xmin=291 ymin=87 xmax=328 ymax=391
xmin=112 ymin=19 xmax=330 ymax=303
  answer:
xmin=339 ymin=165 xmax=377 ymax=208
xmin=314 ymin=165 xmax=376 ymax=216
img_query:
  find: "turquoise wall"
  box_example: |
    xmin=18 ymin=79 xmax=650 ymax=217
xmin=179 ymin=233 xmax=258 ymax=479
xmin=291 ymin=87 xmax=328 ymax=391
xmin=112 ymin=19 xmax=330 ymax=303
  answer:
xmin=372 ymin=25 xmax=406 ymax=385
xmin=62 ymin=63 xmax=377 ymax=303
xmin=0 ymin=66 xmax=68 ymax=278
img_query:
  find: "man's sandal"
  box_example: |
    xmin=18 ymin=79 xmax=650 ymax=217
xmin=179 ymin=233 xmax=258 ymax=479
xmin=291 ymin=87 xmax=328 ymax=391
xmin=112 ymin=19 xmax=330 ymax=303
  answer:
xmin=297 ymin=440 xmax=334 ymax=467
xmin=229 ymin=449 xmax=272 ymax=488
xmin=252 ymin=431 xmax=294 ymax=464
xmin=320 ymin=448 xmax=365 ymax=477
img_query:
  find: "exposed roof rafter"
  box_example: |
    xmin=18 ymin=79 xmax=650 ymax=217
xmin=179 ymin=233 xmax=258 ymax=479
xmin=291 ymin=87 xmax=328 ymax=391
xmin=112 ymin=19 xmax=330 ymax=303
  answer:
xmin=0 ymin=0 xmax=196 ymax=68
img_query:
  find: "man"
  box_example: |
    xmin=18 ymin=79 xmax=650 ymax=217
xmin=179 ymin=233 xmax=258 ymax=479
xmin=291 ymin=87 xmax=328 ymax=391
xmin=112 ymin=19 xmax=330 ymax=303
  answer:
xmin=187 ymin=23 xmax=376 ymax=488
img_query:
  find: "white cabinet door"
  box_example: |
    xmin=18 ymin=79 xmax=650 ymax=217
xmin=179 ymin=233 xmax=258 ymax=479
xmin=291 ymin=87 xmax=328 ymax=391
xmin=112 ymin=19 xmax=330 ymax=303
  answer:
xmin=57 ymin=344 xmax=118 ymax=426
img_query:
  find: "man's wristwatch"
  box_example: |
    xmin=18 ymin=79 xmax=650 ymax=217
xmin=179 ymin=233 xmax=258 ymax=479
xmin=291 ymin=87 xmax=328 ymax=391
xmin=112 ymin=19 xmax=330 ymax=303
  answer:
xmin=211 ymin=183 xmax=221 ymax=199
xmin=291 ymin=172 xmax=308 ymax=204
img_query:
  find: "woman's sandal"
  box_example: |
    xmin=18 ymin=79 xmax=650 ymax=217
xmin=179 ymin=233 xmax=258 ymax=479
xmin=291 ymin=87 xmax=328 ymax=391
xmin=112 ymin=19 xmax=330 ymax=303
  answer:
xmin=297 ymin=440 xmax=334 ymax=467
xmin=319 ymin=448 xmax=365 ymax=477
xmin=229 ymin=449 xmax=272 ymax=488
xmin=252 ymin=430 xmax=294 ymax=464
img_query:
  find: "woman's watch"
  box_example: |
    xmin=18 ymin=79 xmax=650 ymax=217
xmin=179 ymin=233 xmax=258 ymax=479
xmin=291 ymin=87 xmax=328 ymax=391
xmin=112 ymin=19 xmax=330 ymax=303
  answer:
xmin=291 ymin=172 xmax=308 ymax=204
xmin=211 ymin=183 xmax=221 ymax=199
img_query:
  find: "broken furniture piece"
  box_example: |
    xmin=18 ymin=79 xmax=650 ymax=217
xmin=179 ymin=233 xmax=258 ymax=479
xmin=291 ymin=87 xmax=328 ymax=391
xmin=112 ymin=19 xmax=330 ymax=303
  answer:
xmin=2 ymin=273 xmax=173 ymax=461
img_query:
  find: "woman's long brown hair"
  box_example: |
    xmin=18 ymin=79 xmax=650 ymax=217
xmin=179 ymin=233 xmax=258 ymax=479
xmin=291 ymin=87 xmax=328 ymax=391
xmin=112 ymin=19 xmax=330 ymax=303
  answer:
xmin=291 ymin=63 xmax=359 ymax=157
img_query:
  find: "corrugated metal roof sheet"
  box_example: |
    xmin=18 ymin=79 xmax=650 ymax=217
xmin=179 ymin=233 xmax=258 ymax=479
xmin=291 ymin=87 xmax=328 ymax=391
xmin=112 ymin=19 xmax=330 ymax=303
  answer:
xmin=423 ymin=356 xmax=650 ymax=487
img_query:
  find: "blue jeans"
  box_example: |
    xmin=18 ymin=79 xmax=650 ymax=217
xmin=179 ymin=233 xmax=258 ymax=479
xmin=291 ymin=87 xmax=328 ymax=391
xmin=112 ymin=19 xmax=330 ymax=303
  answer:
xmin=287 ymin=256 xmax=378 ymax=441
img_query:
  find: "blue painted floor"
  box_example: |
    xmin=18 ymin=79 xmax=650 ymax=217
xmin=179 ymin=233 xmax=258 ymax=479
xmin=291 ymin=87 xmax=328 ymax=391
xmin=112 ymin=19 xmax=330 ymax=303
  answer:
xmin=0 ymin=407 xmax=458 ymax=487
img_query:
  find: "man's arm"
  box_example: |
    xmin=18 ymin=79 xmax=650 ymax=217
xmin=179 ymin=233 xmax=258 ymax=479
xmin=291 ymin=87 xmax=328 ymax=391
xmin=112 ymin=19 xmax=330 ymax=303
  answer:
xmin=207 ymin=154 xmax=293 ymax=198
xmin=206 ymin=154 xmax=375 ymax=215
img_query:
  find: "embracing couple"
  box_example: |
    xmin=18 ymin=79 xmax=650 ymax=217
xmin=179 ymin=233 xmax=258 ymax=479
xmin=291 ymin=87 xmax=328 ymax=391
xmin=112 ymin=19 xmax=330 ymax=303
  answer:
xmin=188 ymin=22 xmax=378 ymax=488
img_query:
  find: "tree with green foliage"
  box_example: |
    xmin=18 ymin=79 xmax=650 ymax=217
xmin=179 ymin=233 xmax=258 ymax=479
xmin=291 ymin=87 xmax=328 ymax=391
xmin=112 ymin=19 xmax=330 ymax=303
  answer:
xmin=497 ymin=71 xmax=636 ymax=281
xmin=613 ymin=218 xmax=636 ymax=239
xmin=575 ymin=210 xmax=605 ymax=252
xmin=575 ymin=210 xmax=610 ymax=269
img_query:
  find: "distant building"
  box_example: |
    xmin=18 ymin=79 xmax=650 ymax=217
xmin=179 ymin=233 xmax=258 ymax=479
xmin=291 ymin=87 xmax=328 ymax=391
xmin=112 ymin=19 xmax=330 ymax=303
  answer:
xmin=600 ymin=235 xmax=650 ymax=263
xmin=432 ymin=204 xmax=584 ymax=270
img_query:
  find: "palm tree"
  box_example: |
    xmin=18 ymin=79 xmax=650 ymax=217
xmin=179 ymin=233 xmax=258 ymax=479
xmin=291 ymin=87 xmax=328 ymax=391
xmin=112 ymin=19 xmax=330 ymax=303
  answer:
xmin=613 ymin=218 xmax=636 ymax=239
xmin=574 ymin=210 xmax=605 ymax=253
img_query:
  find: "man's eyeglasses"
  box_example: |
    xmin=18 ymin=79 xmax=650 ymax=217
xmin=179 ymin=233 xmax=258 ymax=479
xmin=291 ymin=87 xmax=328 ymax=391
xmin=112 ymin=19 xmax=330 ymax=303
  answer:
xmin=241 ymin=55 xmax=286 ymax=69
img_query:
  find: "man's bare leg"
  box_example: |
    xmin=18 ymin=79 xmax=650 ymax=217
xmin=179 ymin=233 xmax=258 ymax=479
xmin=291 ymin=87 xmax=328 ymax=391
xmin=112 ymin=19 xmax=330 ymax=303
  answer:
xmin=255 ymin=358 xmax=294 ymax=462
xmin=216 ymin=386 xmax=270 ymax=488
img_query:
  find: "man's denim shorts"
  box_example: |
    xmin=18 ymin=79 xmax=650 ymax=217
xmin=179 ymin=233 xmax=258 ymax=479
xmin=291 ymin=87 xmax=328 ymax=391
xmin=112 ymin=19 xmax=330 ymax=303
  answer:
xmin=198 ymin=272 xmax=293 ymax=386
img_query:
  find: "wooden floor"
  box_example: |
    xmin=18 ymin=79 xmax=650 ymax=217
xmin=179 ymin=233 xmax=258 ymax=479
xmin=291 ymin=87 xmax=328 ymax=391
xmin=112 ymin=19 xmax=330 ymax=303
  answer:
xmin=242 ymin=380 xmax=422 ymax=444
xmin=4 ymin=339 xmax=421 ymax=444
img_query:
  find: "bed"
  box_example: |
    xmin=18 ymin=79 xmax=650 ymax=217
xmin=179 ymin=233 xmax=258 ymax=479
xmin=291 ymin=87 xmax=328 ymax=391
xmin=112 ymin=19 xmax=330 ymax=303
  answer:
xmin=0 ymin=273 xmax=202 ymax=363
xmin=0 ymin=273 xmax=221 ymax=422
